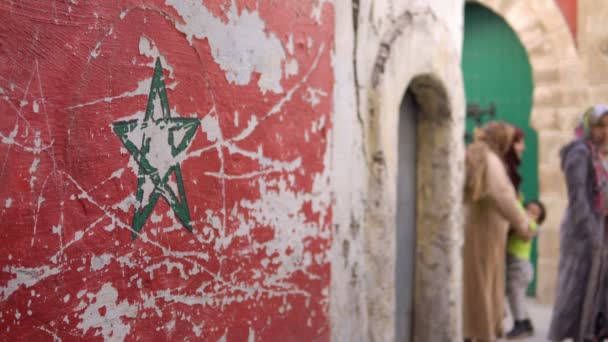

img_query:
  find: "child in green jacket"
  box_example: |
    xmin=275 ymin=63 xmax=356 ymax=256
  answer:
xmin=505 ymin=199 xmax=546 ymax=340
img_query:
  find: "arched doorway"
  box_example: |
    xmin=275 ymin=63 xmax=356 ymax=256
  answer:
xmin=393 ymin=75 xmax=453 ymax=341
xmin=395 ymin=89 xmax=418 ymax=342
xmin=358 ymin=8 xmax=465 ymax=340
xmin=462 ymin=2 xmax=539 ymax=294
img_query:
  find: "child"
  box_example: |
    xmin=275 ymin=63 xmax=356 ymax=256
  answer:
xmin=506 ymin=199 xmax=547 ymax=340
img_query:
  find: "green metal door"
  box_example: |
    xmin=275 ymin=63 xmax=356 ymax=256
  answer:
xmin=462 ymin=3 xmax=539 ymax=295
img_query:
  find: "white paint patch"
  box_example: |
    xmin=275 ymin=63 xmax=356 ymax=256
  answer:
xmin=4 ymin=198 xmax=12 ymax=208
xmin=231 ymin=115 xmax=258 ymax=142
xmin=165 ymin=0 xmax=286 ymax=94
xmin=169 ymin=124 xmax=190 ymax=149
xmin=64 ymin=294 xmax=70 ymax=303
xmin=248 ymin=326 xmax=255 ymax=342
xmin=286 ymin=34 xmax=295 ymax=55
xmin=52 ymin=224 xmax=62 ymax=235
xmin=311 ymin=130 xmax=332 ymax=229
xmin=1 ymin=265 xmax=61 ymax=301
xmin=112 ymin=194 xmax=137 ymax=213
xmin=29 ymin=158 xmax=40 ymax=175
xmin=110 ymin=168 xmax=125 ymax=179
xmin=141 ymin=293 xmax=162 ymax=317
xmin=192 ymin=321 xmax=205 ymax=337
xmin=201 ymin=114 xmax=222 ymax=142
xmin=138 ymin=36 xmax=175 ymax=79
xmin=303 ymin=87 xmax=327 ymax=108
xmin=77 ymin=284 xmax=138 ymax=342
xmin=285 ymin=59 xmax=299 ymax=78
xmin=33 ymin=131 xmax=42 ymax=153
xmin=311 ymin=0 xmax=331 ymax=24
xmin=90 ymin=254 xmax=112 ymax=271
xmin=165 ymin=319 xmax=176 ymax=334
xmin=1 ymin=124 xmax=18 ymax=145
xmin=311 ymin=116 xmax=327 ymax=134
xmin=90 ymin=42 xmax=102 ymax=58
xmin=32 ymin=100 xmax=40 ymax=113
xmin=217 ymin=331 xmax=227 ymax=342
xmin=238 ymin=177 xmax=320 ymax=277
xmin=150 ymin=213 xmax=163 ymax=223
xmin=144 ymin=261 xmax=188 ymax=280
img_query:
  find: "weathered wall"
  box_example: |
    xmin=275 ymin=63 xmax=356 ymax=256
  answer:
xmin=331 ymin=0 xmax=465 ymax=341
xmin=579 ymin=0 xmax=608 ymax=102
xmin=0 ymin=0 xmax=334 ymax=340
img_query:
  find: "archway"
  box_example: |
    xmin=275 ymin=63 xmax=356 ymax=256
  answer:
xmin=394 ymin=75 xmax=452 ymax=341
xmin=395 ymin=88 xmax=417 ymax=342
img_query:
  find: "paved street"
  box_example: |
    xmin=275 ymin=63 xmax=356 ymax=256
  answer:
xmin=501 ymin=299 xmax=554 ymax=342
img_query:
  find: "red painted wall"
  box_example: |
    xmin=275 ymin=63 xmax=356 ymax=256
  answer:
xmin=0 ymin=1 xmax=334 ymax=340
xmin=555 ymin=0 xmax=577 ymax=39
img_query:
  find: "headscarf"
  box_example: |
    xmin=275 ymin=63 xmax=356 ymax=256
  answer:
xmin=575 ymin=105 xmax=608 ymax=214
xmin=464 ymin=121 xmax=519 ymax=202
xmin=504 ymin=127 xmax=524 ymax=192
xmin=575 ymin=104 xmax=608 ymax=140
xmin=473 ymin=121 xmax=517 ymax=157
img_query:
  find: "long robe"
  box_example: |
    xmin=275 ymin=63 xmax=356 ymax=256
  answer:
xmin=548 ymin=140 xmax=608 ymax=341
xmin=463 ymin=145 xmax=530 ymax=341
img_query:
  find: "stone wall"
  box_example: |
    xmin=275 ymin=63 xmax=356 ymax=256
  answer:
xmin=331 ymin=0 xmax=465 ymax=340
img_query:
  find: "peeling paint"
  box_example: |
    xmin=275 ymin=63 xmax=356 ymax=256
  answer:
xmin=76 ymin=284 xmax=138 ymax=342
xmin=1 ymin=266 xmax=61 ymax=301
xmin=1 ymin=0 xmax=334 ymax=340
xmin=165 ymin=0 xmax=287 ymax=94
xmin=138 ymin=36 xmax=175 ymax=79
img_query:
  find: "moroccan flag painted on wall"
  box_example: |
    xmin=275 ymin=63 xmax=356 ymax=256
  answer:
xmin=0 ymin=1 xmax=333 ymax=340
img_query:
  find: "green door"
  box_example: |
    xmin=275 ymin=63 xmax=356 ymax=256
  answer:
xmin=462 ymin=3 xmax=539 ymax=295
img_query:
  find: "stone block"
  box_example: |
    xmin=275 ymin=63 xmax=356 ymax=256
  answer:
xmin=538 ymin=226 xmax=560 ymax=259
xmin=553 ymin=106 xmax=583 ymax=132
xmin=530 ymin=108 xmax=558 ymax=131
xmin=537 ymin=129 xmax=571 ymax=164
xmin=534 ymin=195 xmax=567 ymax=234
xmin=536 ymin=258 xmax=559 ymax=303
xmin=538 ymin=165 xmax=566 ymax=196
xmin=533 ymin=66 xmax=561 ymax=84
xmin=533 ymin=85 xmax=563 ymax=108
xmin=589 ymin=85 xmax=608 ymax=103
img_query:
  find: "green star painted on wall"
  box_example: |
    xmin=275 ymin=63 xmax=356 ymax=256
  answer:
xmin=113 ymin=58 xmax=199 ymax=239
